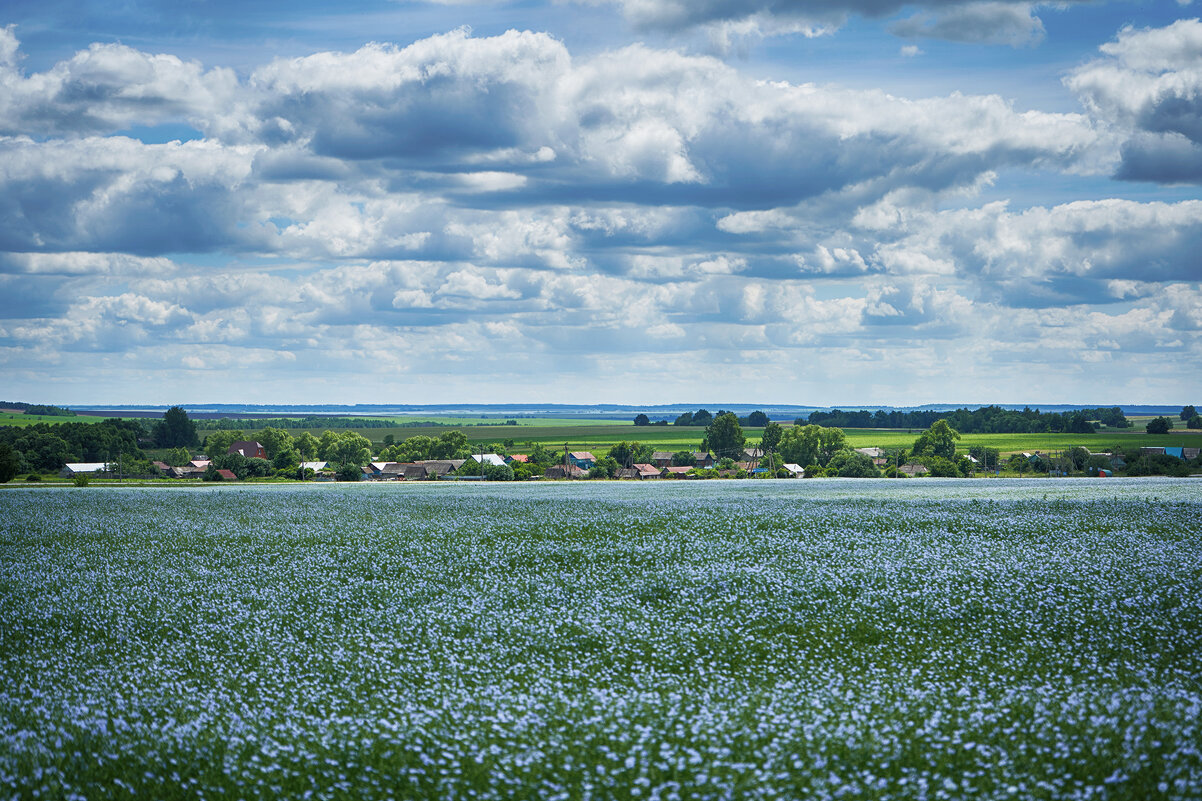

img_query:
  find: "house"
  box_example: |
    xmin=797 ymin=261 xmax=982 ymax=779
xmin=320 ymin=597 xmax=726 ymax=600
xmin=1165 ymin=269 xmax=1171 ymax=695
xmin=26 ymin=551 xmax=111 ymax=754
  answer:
xmin=505 ymin=454 xmax=529 ymax=465
xmin=402 ymin=464 xmax=431 ymax=480
xmin=1185 ymin=448 xmax=1200 ymax=461
xmin=216 ymin=469 xmax=238 ymax=481
xmin=856 ymin=447 xmax=885 ymax=459
xmin=650 ymin=452 xmax=675 ymax=468
xmin=899 ymin=463 xmax=930 ymax=476
xmin=152 ymin=461 xmax=170 ymax=473
xmin=377 ymin=462 xmax=407 ymax=480
xmin=1140 ymin=447 xmax=1166 ymax=456
xmin=471 ymin=454 xmax=507 ymax=468
xmin=228 ymin=441 xmax=267 ymax=459
xmin=567 ymin=452 xmax=596 ymax=470
xmin=630 ymin=463 xmax=660 ymax=479
xmin=781 ymin=463 xmax=806 ymax=477
xmin=661 ymin=466 xmax=693 ymax=478
xmin=301 ymin=461 xmax=328 ymax=472
xmin=417 ymin=460 xmax=461 ymax=478
xmin=692 ymin=452 xmax=715 ymax=468
xmin=59 ymin=462 xmax=108 ymax=478
xmin=616 ymin=468 xmax=640 ymax=479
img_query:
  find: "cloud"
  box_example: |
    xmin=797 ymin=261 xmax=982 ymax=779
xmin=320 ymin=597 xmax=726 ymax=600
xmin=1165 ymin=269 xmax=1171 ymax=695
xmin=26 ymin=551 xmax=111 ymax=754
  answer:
xmin=1067 ymin=18 xmax=1202 ymax=183
xmin=588 ymin=0 xmax=1080 ymax=45
xmin=890 ymin=2 xmax=1045 ymax=47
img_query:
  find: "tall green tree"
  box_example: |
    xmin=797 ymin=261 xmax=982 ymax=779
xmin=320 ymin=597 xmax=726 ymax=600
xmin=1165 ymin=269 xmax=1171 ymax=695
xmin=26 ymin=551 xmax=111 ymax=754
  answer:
xmin=761 ymin=421 xmax=783 ymax=453
xmin=1146 ymin=417 xmax=1171 ymax=435
xmin=430 ymin=430 xmax=469 ymax=460
xmin=328 ymin=432 xmax=372 ymax=467
xmin=153 ymin=406 xmax=199 ymax=448
xmin=256 ymin=427 xmax=294 ymax=460
xmin=1181 ymin=405 xmax=1197 ymax=421
xmin=294 ymin=432 xmax=320 ymax=460
xmin=912 ymin=419 xmax=961 ymax=461
xmin=0 ymin=442 xmax=18 ymax=483
xmin=702 ymin=412 xmax=745 ymax=460
xmin=778 ymin=424 xmax=847 ymax=467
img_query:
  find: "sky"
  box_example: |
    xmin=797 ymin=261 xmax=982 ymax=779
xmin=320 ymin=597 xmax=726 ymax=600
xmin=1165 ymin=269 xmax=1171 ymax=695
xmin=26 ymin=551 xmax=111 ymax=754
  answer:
xmin=1 ymin=0 xmax=1200 ymax=407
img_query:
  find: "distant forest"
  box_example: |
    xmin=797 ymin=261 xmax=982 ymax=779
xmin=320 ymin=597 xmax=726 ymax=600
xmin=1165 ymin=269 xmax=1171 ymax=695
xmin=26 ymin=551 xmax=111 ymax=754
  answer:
xmin=1 ymin=402 xmax=75 ymax=416
xmin=804 ymin=405 xmax=1130 ymax=434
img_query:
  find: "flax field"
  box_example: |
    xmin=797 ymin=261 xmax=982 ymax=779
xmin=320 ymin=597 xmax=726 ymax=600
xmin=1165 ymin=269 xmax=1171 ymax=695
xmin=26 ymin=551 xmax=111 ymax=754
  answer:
xmin=1 ymin=479 xmax=1200 ymax=800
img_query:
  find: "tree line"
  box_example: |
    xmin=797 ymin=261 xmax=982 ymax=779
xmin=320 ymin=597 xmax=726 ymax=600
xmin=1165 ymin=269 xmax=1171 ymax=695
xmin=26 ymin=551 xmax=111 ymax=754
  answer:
xmin=805 ymin=405 xmax=1130 ymax=434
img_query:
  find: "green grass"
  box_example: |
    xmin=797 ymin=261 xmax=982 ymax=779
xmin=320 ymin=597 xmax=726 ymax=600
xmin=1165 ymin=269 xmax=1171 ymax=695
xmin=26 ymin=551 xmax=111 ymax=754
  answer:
xmin=0 ymin=411 xmax=97 ymax=426
xmin=0 ymin=481 xmax=1199 ymax=799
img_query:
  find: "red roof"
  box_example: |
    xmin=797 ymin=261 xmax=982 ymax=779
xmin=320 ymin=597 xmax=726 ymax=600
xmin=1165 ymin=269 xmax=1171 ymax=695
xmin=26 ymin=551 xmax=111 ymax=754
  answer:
xmin=216 ymin=469 xmax=238 ymax=480
xmin=507 ymin=454 xmax=529 ymax=463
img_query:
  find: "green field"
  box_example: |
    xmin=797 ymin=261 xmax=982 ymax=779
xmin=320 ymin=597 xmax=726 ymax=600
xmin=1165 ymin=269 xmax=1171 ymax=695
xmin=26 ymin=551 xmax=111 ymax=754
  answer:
xmin=0 ymin=411 xmax=96 ymax=426
xmin=1 ymin=481 xmax=1200 ymax=799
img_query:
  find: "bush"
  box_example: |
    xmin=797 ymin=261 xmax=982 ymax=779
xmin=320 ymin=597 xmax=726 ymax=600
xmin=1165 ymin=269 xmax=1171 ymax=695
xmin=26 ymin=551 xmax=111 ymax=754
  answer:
xmin=484 ymin=463 xmax=515 ymax=482
xmin=25 ymin=474 xmax=41 ymax=482
xmin=334 ymin=463 xmax=363 ymax=482
xmin=72 ymin=475 xmax=90 ymax=487
xmin=924 ymin=457 xmax=961 ymax=478
xmin=1189 ymin=415 xmax=1202 ymax=430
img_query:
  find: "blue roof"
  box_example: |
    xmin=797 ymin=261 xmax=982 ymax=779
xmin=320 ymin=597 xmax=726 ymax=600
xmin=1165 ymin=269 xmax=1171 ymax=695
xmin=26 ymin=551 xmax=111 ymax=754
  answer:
xmin=1165 ymin=446 xmax=1185 ymax=459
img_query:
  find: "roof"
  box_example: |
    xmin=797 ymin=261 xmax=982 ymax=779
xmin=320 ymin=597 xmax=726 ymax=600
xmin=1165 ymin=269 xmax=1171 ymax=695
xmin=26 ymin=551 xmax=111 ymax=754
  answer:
xmin=228 ymin=441 xmax=265 ymax=457
xmin=506 ymin=454 xmax=529 ymax=463
xmin=781 ymin=463 xmax=805 ymax=474
xmin=651 ymin=451 xmax=675 ymax=460
xmin=633 ymin=463 xmax=661 ymax=477
xmin=855 ymin=447 xmax=885 ymax=458
xmin=900 ymin=463 xmax=929 ymax=474
xmin=471 ymin=454 xmax=507 ymax=467
xmin=190 ymin=459 xmax=211 ymax=467
xmin=216 ymin=469 xmax=238 ymax=480
xmin=63 ymin=462 xmax=108 ymax=473
xmin=662 ymin=466 xmax=692 ymax=475
xmin=301 ymin=461 xmax=327 ymax=471
xmin=568 ymin=451 xmax=595 ymax=460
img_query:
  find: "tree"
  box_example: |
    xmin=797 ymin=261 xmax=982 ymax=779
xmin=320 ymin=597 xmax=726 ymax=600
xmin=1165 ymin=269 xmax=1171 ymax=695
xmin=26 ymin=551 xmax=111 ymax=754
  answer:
xmin=673 ymin=411 xmax=694 ymax=426
xmin=153 ymin=406 xmax=199 ymax=448
xmin=778 ymin=424 xmax=822 ymax=467
xmin=761 ymin=422 xmax=783 ymax=454
xmin=456 ymin=458 xmax=482 ymax=477
xmin=328 ymin=432 xmax=372 ymax=467
xmin=430 ymin=430 xmax=469 ymax=460
xmin=745 ymin=410 xmax=770 ymax=427
xmin=527 ymin=442 xmax=557 ymax=467
xmin=204 ymin=429 xmax=246 ymax=457
xmin=633 ymin=414 xmax=650 ymax=426
xmin=702 ymin=412 xmax=745 ymax=460
xmin=692 ymin=409 xmax=713 ymax=427
xmin=294 ymin=432 xmax=320 ymax=460
xmin=272 ymin=444 xmax=300 ymax=472
xmin=1181 ymin=405 xmax=1197 ymax=421
xmin=256 ymin=427 xmax=294 ymax=460
xmin=0 ymin=442 xmax=18 ymax=483
xmin=166 ymin=447 xmax=192 ymax=467
xmin=671 ymin=450 xmax=696 ymax=467
xmin=1189 ymin=415 xmax=1202 ymax=430
xmin=335 ymin=463 xmax=363 ymax=482
xmin=833 ymin=452 xmax=880 ymax=478
xmin=316 ymin=430 xmax=340 ymax=461
xmin=1146 ymin=417 xmax=1171 ymax=435
xmin=912 ymin=419 xmax=961 ymax=461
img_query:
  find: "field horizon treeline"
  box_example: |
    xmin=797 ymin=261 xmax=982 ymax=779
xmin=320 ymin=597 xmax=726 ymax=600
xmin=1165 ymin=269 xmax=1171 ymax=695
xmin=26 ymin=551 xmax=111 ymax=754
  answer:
xmin=1 ymin=400 xmax=1199 ymax=483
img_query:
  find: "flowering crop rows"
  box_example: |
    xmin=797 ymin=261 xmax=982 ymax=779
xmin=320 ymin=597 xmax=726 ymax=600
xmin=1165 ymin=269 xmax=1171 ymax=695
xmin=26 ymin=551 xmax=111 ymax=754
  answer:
xmin=1 ymin=479 xmax=1200 ymax=800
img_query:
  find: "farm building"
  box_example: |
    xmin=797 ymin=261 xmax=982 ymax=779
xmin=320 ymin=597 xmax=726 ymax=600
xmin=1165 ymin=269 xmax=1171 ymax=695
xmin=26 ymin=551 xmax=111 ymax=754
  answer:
xmin=781 ymin=463 xmax=806 ymax=477
xmin=900 ymin=463 xmax=930 ymax=476
xmin=59 ymin=462 xmax=108 ymax=478
xmin=632 ymin=463 xmax=662 ymax=479
xmin=216 ymin=469 xmax=238 ymax=481
xmin=650 ymin=452 xmax=675 ymax=468
xmin=545 ymin=465 xmax=588 ymax=479
xmin=567 ymin=452 xmax=596 ymax=470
